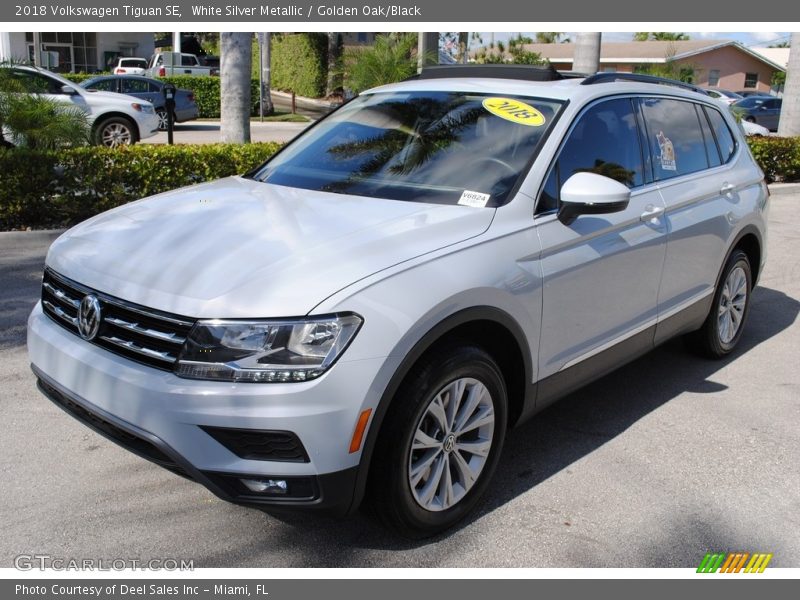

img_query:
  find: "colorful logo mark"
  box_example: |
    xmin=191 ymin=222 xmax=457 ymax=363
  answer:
xmin=697 ymin=552 xmax=773 ymax=573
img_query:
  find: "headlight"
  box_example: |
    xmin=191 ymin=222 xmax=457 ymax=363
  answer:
xmin=175 ymin=314 xmax=362 ymax=383
xmin=131 ymin=103 xmax=154 ymax=114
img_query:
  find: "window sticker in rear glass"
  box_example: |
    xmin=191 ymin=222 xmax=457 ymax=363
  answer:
xmin=482 ymin=98 xmax=546 ymax=127
xmin=656 ymin=131 xmax=677 ymax=171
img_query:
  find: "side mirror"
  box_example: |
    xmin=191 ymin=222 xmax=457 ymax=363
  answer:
xmin=60 ymin=85 xmax=78 ymax=95
xmin=557 ymin=172 xmax=631 ymax=226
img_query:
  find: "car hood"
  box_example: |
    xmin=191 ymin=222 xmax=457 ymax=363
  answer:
xmin=81 ymin=89 xmax=151 ymax=106
xmin=46 ymin=177 xmax=495 ymax=318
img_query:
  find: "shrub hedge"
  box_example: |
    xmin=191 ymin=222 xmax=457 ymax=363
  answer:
xmin=745 ymin=136 xmax=800 ymax=183
xmin=0 ymin=143 xmax=281 ymax=230
xmin=269 ymin=33 xmax=328 ymax=98
xmin=2 ymin=136 xmax=799 ymax=231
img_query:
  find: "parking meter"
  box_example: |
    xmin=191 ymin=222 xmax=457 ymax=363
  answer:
xmin=162 ymin=83 xmax=177 ymax=145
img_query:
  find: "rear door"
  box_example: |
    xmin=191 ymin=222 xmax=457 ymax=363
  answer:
xmin=640 ymin=97 xmax=742 ymax=342
xmin=535 ymin=97 xmax=667 ymax=390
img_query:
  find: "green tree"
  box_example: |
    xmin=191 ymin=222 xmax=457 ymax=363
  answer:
xmin=0 ymin=63 xmax=90 ymax=149
xmin=342 ymin=33 xmax=421 ymax=94
xmin=634 ymin=32 xmax=690 ymax=41
xmin=534 ymin=32 xmax=564 ymax=44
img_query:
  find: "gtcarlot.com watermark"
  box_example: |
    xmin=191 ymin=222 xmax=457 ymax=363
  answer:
xmin=14 ymin=554 xmax=194 ymax=571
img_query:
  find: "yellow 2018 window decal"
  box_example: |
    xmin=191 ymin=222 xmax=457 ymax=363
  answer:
xmin=482 ymin=97 xmax=546 ymax=126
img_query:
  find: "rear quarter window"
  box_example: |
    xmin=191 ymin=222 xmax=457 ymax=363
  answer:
xmin=704 ymin=106 xmax=737 ymax=164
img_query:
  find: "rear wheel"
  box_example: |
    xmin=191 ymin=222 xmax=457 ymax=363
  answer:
xmin=156 ymin=109 xmax=169 ymax=131
xmin=369 ymin=344 xmax=507 ymax=538
xmin=689 ymin=249 xmax=752 ymax=358
xmin=745 ymin=116 xmax=756 ymax=123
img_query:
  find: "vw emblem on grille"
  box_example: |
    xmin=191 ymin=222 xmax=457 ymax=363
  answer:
xmin=78 ymin=295 xmax=102 ymax=341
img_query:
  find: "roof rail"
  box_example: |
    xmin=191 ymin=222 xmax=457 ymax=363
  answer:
xmin=414 ymin=64 xmax=564 ymax=82
xmin=581 ymin=72 xmax=709 ymax=95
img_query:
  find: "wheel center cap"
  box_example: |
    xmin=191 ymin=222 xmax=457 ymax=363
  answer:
xmin=443 ymin=434 xmax=456 ymax=453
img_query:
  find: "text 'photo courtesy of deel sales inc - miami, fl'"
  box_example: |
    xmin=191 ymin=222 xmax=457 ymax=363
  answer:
xmin=14 ymin=3 xmax=423 ymax=19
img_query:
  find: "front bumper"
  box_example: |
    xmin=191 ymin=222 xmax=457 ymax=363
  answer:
xmin=28 ymin=302 xmax=388 ymax=514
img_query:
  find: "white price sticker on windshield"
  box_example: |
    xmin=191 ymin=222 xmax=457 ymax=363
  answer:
xmin=458 ymin=190 xmax=491 ymax=208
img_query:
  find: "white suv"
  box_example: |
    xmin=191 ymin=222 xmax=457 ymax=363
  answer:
xmin=10 ymin=65 xmax=159 ymax=146
xmin=28 ymin=67 xmax=768 ymax=537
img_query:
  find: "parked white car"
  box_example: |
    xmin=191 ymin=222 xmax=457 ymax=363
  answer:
xmin=740 ymin=119 xmax=770 ymax=137
xmin=10 ymin=65 xmax=159 ymax=146
xmin=111 ymin=57 xmax=148 ymax=76
xmin=29 ymin=67 xmax=768 ymax=537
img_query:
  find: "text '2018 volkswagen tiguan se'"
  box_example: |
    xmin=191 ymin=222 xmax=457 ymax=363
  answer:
xmin=29 ymin=66 xmax=768 ymax=537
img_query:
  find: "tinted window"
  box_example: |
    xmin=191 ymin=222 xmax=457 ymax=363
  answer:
xmin=181 ymin=55 xmax=197 ymax=66
xmin=537 ymin=98 xmax=643 ymax=213
xmin=763 ymin=99 xmax=781 ymax=109
xmin=12 ymin=69 xmax=64 ymax=94
xmin=85 ymin=78 xmax=116 ymax=92
xmin=120 ymin=58 xmax=147 ymax=69
xmin=252 ymin=91 xmax=565 ymax=207
xmin=699 ymin=109 xmax=722 ymax=168
xmin=641 ymin=98 xmax=709 ymax=180
xmin=734 ymin=97 xmax=766 ymax=109
xmin=704 ymin=107 xmax=736 ymax=163
xmin=120 ymin=78 xmax=150 ymax=94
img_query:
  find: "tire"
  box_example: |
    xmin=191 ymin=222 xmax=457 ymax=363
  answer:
xmin=745 ymin=116 xmax=756 ymax=123
xmin=156 ymin=109 xmax=169 ymax=131
xmin=94 ymin=117 xmax=138 ymax=147
xmin=689 ymin=249 xmax=752 ymax=358
xmin=369 ymin=343 xmax=508 ymax=538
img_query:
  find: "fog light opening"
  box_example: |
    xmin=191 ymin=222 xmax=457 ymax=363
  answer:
xmin=240 ymin=478 xmax=289 ymax=495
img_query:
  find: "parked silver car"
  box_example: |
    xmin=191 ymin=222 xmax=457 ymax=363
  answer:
xmin=28 ymin=67 xmax=768 ymax=537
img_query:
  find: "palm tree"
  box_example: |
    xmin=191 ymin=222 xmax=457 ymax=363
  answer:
xmin=220 ymin=32 xmax=252 ymax=143
xmin=0 ymin=62 xmax=90 ymax=149
xmin=573 ymin=33 xmax=602 ymax=74
xmin=778 ymin=32 xmax=800 ymax=136
xmin=326 ymin=32 xmax=342 ymax=97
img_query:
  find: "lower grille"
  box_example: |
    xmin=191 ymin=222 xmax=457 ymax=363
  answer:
xmin=37 ymin=377 xmax=191 ymax=480
xmin=201 ymin=426 xmax=310 ymax=462
xmin=41 ymin=269 xmax=195 ymax=371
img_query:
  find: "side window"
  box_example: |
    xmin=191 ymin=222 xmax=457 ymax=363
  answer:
xmin=148 ymin=82 xmax=162 ymax=93
xmin=88 ymin=79 xmax=116 ymax=92
xmin=120 ymin=79 xmax=149 ymax=94
xmin=181 ymin=55 xmax=197 ymax=66
xmin=698 ymin=106 xmax=722 ymax=168
xmin=537 ymin=98 xmax=644 ymax=214
xmin=704 ymin=107 xmax=737 ymax=164
xmin=640 ymin=98 xmax=709 ymax=180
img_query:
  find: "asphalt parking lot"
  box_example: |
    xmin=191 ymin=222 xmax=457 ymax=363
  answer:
xmin=1 ymin=191 xmax=798 ymax=568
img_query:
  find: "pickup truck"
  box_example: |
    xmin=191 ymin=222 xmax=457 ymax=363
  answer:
xmin=146 ymin=52 xmax=218 ymax=77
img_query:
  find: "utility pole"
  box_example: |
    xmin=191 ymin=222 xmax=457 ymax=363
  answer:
xmin=777 ymin=32 xmax=800 ymax=136
xmin=573 ymin=32 xmax=602 ymax=74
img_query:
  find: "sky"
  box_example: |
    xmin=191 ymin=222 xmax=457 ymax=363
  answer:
xmin=478 ymin=32 xmax=791 ymax=48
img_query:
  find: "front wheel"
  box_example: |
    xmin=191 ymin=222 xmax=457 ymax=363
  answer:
xmin=369 ymin=344 xmax=507 ymax=538
xmin=689 ymin=249 xmax=752 ymax=358
xmin=94 ymin=117 xmax=137 ymax=147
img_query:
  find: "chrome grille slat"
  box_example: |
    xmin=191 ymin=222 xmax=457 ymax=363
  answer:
xmin=98 ymin=336 xmax=177 ymax=363
xmin=104 ymin=316 xmax=187 ymax=345
xmin=42 ymin=282 xmax=80 ymax=308
xmin=42 ymin=300 xmax=78 ymax=327
xmin=41 ymin=269 xmax=195 ymax=371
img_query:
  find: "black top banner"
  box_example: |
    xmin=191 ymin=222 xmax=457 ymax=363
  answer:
xmin=5 ymin=0 xmax=800 ymax=22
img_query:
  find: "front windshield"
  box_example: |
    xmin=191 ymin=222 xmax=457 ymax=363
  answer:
xmin=250 ymin=91 xmax=564 ymax=207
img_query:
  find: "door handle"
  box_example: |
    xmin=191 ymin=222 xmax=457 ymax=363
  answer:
xmin=720 ymin=182 xmax=736 ymax=196
xmin=640 ymin=204 xmax=665 ymax=222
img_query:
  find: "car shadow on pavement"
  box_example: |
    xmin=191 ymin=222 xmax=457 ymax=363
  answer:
xmin=237 ymin=285 xmax=799 ymax=559
xmin=0 ymin=233 xmax=61 ymax=351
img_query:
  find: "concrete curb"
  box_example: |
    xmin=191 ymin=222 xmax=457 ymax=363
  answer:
xmin=270 ymin=89 xmax=341 ymax=110
xmin=768 ymin=183 xmax=800 ymax=196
